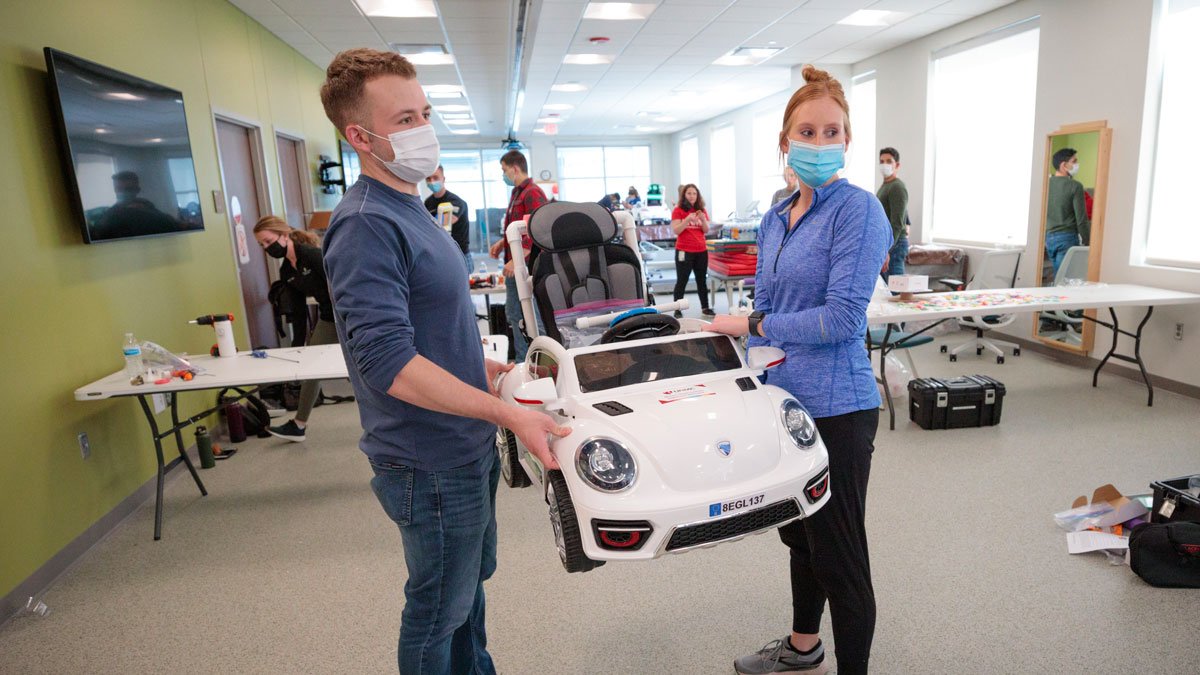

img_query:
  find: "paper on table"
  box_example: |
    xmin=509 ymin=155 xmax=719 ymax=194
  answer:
xmin=1066 ymin=531 xmax=1129 ymax=554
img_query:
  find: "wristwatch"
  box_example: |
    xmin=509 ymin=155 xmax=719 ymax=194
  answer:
xmin=748 ymin=311 xmax=766 ymax=337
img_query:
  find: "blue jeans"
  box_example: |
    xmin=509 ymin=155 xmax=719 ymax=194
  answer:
xmin=504 ymin=281 xmax=529 ymax=363
xmin=883 ymin=236 xmax=908 ymax=281
xmin=1045 ymin=231 xmax=1079 ymax=275
xmin=369 ymin=448 xmax=499 ymax=674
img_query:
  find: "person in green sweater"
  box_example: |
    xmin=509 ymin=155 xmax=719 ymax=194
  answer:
xmin=876 ymin=147 xmax=907 ymax=280
xmin=1045 ymin=147 xmax=1090 ymax=274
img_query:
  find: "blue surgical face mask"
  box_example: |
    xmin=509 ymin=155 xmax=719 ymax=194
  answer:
xmin=502 ymin=172 xmax=515 ymax=187
xmin=428 ymin=181 xmax=443 ymax=193
xmin=787 ymin=139 xmax=845 ymax=188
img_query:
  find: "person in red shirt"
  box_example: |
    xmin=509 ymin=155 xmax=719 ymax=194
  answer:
xmin=487 ymin=150 xmax=548 ymax=361
xmin=671 ymin=183 xmax=713 ymax=316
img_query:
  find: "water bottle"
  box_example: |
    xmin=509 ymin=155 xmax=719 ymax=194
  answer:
xmin=123 ymin=333 xmax=143 ymax=379
xmin=477 ymin=260 xmax=488 ymax=275
xmin=195 ymin=425 xmax=216 ymax=469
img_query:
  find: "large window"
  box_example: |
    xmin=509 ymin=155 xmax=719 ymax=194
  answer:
xmin=679 ymin=136 xmax=699 ymax=193
xmin=556 ymin=145 xmax=650 ymax=203
xmin=753 ymin=109 xmax=785 ymax=211
xmin=1144 ymin=0 xmax=1200 ymax=268
xmin=929 ymin=23 xmax=1039 ymax=245
xmin=430 ymin=147 xmax=528 ymax=255
xmin=709 ymin=125 xmax=736 ymax=220
xmin=847 ymin=72 xmax=877 ymax=192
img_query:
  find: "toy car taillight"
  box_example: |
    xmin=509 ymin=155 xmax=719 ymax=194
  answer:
xmin=592 ymin=520 xmax=653 ymax=551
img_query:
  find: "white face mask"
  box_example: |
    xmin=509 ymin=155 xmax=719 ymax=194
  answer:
xmin=879 ymin=163 xmax=895 ymax=178
xmin=357 ymin=124 xmax=440 ymax=185
xmin=1067 ymin=163 xmax=1080 ymax=177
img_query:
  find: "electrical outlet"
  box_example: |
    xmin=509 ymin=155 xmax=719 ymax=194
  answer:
xmin=1175 ymin=323 xmax=1184 ymax=341
xmin=152 ymin=393 xmax=169 ymax=414
xmin=78 ymin=432 xmax=91 ymax=460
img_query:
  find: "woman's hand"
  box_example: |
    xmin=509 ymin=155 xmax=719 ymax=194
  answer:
xmin=708 ymin=314 xmax=750 ymax=337
xmin=488 ymin=239 xmax=505 ymax=259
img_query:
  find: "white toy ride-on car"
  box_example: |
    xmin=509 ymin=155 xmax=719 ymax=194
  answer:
xmin=493 ymin=202 xmax=831 ymax=573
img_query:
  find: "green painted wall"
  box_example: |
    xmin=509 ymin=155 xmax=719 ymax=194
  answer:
xmin=0 ymin=0 xmax=337 ymax=599
xmin=1050 ymin=131 xmax=1100 ymax=190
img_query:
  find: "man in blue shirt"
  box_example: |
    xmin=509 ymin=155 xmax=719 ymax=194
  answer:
xmin=319 ymin=48 xmax=568 ymax=674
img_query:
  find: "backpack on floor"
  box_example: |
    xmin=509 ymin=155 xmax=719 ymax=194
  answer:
xmin=1129 ymin=521 xmax=1200 ymax=588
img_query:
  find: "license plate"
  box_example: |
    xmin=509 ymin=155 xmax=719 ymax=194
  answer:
xmin=708 ymin=493 xmax=765 ymax=518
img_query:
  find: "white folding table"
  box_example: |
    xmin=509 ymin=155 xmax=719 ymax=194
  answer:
xmin=866 ymin=284 xmax=1200 ymax=429
xmin=74 ymin=345 xmax=349 ymax=539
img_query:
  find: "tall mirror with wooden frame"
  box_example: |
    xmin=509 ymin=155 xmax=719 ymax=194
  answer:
xmin=1033 ymin=121 xmax=1112 ymax=353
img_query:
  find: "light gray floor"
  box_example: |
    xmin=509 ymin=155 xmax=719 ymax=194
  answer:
xmin=4 ymin=294 xmax=1199 ymax=674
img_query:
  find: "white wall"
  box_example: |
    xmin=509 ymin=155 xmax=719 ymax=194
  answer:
xmin=858 ymin=0 xmax=1200 ymax=388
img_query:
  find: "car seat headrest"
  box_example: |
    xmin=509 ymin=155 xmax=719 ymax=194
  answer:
xmin=528 ymin=201 xmax=618 ymax=252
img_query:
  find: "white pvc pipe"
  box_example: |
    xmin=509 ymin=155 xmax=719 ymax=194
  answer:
xmin=574 ymin=299 xmax=690 ymax=329
xmin=505 ymin=219 xmax=542 ymax=342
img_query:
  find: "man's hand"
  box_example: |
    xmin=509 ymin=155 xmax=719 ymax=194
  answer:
xmin=489 ymin=239 xmax=505 ymax=258
xmin=502 ymin=259 xmax=515 ymax=278
xmin=708 ymin=314 xmax=750 ymax=337
xmin=484 ymin=359 xmax=514 ymax=397
xmin=507 ymin=407 xmax=570 ymax=470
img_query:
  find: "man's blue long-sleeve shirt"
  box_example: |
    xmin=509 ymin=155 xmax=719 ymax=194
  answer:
xmin=323 ymin=176 xmax=493 ymax=470
xmin=749 ymin=178 xmax=892 ymax=418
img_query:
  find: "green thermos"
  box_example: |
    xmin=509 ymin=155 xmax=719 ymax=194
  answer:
xmin=196 ymin=425 xmax=215 ymax=469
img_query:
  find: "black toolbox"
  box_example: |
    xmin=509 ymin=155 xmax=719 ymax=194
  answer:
xmin=908 ymin=375 xmax=1005 ymax=430
xmin=1150 ymin=475 xmax=1200 ymax=524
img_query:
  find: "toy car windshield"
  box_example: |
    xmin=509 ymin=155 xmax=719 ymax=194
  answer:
xmin=574 ymin=335 xmax=741 ymax=393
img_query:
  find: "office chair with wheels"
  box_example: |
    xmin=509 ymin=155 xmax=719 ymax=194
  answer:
xmin=936 ymin=248 xmax=1023 ymax=364
xmin=1039 ymin=245 xmax=1089 ymax=345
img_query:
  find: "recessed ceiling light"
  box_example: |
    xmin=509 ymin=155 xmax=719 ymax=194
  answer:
xmin=551 ymin=82 xmax=588 ymax=93
xmin=405 ymin=53 xmax=455 ymax=65
xmin=837 ymin=9 xmax=894 ymax=27
xmin=147 ymin=138 xmax=163 ymax=143
xmin=107 ymin=92 xmax=144 ymax=101
xmin=537 ymin=117 xmax=564 ymax=124
xmin=634 ymin=126 xmax=657 ymax=132
xmin=583 ymin=2 xmax=656 ymax=20
xmin=543 ymin=103 xmax=574 ymax=111
xmin=714 ymin=46 xmax=782 ymax=66
xmin=424 ymin=84 xmax=463 ymax=94
xmin=450 ymin=128 xmax=478 ymax=135
xmin=655 ymin=116 xmax=677 ymax=123
xmin=427 ymin=91 xmax=464 ymax=99
xmin=95 ymin=128 xmax=110 ymax=134
xmin=355 ymin=0 xmax=437 ymax=18
xmin=440 ymin=112 xmax=472 ymax=120
xmin=444 ymin=119 xmax=476 ymax=126
xmin=563 ymin=53 xmax=612 ymax=65
xmin=435 ymin=104 xmax=471 ymax=112
xmin=392 ymin=43 xmax=455 ymax=65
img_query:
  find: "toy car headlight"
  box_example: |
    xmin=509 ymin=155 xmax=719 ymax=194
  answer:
xmin=780 ymin=399 xmax=817 ymax=449
xmin=576 ymin=437 xmax=636 ymax=492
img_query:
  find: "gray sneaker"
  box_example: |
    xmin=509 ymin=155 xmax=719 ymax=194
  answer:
xmin=734 ymin=637 xmax=826 ymax=674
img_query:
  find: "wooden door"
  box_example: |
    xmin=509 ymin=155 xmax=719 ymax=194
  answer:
xmin=276 ymin=134 xmax=308 ymax=231
xmin=215 ymin=118 xmax=277 ymax=348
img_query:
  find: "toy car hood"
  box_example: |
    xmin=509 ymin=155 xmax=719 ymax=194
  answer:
xmin=575 ymin=378 xmax=800 ymax=492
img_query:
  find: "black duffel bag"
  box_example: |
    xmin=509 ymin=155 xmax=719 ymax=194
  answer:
xmin=1129 ymin=521 xmax=1200 ymax=588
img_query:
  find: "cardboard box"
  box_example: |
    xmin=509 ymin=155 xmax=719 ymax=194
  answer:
xmin=887 ymin=274 xmax=929 ymax=293
xmin=1071 ymin=484 xmax=1149 ymax=528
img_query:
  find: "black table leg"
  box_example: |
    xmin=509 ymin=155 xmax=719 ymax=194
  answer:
xmin=171 ymin=393 xmax=208 ymax=495
xmin=1087 ymin=306 xmax=1155 ymax=406
xmin=872 ymin=325 xmax=896 ymax=430
xmin=137 ymin=396 xmax=168 ymax=541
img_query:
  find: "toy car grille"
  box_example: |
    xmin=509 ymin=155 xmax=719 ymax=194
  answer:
xmin=593 ymin=401 xmax=633 ymax=416
xmin=665 ymin=499 xmax=801 ymax=552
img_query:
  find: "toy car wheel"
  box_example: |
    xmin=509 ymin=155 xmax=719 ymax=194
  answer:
xmin=939 ymin=345 xmax=948 ymax=353
xmin=498 ymin=428 xmax=531 ymax=488
xmin=546 ymin=470 xmax=603 ymax=573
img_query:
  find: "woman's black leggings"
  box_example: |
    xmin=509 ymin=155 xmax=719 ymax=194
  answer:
xmin=672 ymin=250 xmax=709 ymax=309
xmin=779 ymin=407 xmax=878 ymax=675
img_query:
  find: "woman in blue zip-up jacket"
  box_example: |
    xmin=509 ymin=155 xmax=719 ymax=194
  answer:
xmin=713 ymin=65 xmax=891 ymax=675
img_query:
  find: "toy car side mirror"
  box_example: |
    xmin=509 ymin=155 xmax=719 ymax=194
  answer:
xmin=746 ymin=346 xmax=786 ymax=371
xmin=513 ymin=377 xmax=560 ymax=409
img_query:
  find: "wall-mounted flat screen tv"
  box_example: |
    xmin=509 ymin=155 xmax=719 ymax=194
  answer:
xmin=44 ymin=48 xmax=204 ymax=244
